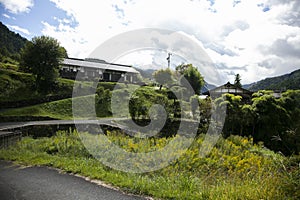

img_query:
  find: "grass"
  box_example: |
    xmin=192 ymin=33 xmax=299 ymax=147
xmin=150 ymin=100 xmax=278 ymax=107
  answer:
xmin=0 ymin=95 xmax=111 ymax=120
xmin=0 ymin=66 xmax=93 ymax=107
xmin=0 ymin=68 xmax=36 ymax=102
xmin=0 ymin=93 xmax=116 ymax=120
xmin=0 ymin=130 xmax=299 ymax=199
xmin=0 ymin=97 xmax=73 ymax=119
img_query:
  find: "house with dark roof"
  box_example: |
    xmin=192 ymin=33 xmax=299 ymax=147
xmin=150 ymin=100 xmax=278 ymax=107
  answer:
xmin=203 ymin=82 xmax=253 ymax=101
xmin=60 ymin=58 xmax=140 ymax=83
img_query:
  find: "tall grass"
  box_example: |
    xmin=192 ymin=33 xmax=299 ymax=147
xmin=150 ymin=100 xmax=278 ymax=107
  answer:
xmin=0 ymin=130 xmax=299 ymax=199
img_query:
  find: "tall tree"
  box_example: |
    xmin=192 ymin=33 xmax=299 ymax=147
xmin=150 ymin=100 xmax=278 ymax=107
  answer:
xmin=251 ymin=90 xmax=289 ymax=148
xmin=278 ymin=90 xmax=300 ymax=154
xmin=176 ymin=64 xmax=204 ymax=95
xmin=234 ymin=74 xmax=242 ymax=88
xmin=214 ymin=93 xmax=242 ymax=137
xmin=153 ymin=68 xmax=174 ymax=90
xmin=20 ymin=36 xmax=67 ymax=92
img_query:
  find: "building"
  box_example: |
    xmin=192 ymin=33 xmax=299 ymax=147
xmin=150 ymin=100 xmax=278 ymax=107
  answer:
xmin=203 ymin=82 xmax=253 ymax=101
xmin=60 ymin=58 xmax=140 ymax=83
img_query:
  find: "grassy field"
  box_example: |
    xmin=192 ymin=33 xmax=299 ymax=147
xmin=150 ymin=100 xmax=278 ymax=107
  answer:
xmin=0 ymin=130 xmax=299 ymax=199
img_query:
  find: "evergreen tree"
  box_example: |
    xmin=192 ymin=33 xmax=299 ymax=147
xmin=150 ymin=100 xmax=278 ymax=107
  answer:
xmin=234 ymin=74 xmax=242 ymax=88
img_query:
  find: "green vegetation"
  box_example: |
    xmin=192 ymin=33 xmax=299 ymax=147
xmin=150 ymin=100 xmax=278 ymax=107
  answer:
xmin=0 ymin=94 xmax=114 ymax=120
xmin=0 ymin=97 xmax=76 ymax=120
xmin=247 ymin=69 xmax=300 ymax=91
xmin=20 ymin=36 xmax=67 ymax=92
xmin=3 ymin=76 xmax=299 ymax=156
xmin=0 ymin=68 xmax=75 ymax=107
xmin=213 ymin=90 xmax=300 ymax=155
xmin=0 ymin=130 xmax=299 ymax=199
xmin=152 ymin=64 xmax=204 ymax=95
xmin=0 ymin=68 xmax=35 ymax=102
xmin=0 ymin=22 xmax=27 ymax=61
xmin=153 ymin=68 xmax=174 ymax=90
xmin=234 ymin=73 xmax=242 ymax=88
xmin=176 ymin=63 xmax=204 ymax=95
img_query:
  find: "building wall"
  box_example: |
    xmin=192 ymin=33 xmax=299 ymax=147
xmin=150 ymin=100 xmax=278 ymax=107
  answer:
xmin=60 ymin=64 xmax=138 ymax=83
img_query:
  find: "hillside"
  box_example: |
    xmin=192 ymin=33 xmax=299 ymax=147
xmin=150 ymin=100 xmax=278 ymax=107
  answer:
xmin=0 ymin=22 xmax=28 ymax=60
xmin=0 ymin=68 xmax=75 ymax=108
xmin=201 ymin=81 xmax=217 ymax=94
xmin=244 ymin=69 xmax=300 ymax=91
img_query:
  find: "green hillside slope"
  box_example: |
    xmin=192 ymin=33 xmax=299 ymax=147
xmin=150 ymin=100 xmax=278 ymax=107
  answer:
xmin=247 ymin=69 xmax=300 ymax=91
xmin=0 ymin=22 xmax=27 ymax=60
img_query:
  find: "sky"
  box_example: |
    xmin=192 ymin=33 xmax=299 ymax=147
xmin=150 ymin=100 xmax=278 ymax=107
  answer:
xmin=0 ymin=0 xmax=300 ymax=85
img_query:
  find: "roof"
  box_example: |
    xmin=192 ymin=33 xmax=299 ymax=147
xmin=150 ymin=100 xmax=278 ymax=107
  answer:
xmin=203 ymin=82 xmax=253 ymax=96
xmin=61 ymin=58 xmax=139 ymax=74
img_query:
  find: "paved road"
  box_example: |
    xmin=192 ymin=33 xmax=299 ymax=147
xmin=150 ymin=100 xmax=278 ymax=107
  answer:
xmin=0 ymin=161 xmax=147 ymax=200
xmin=0 ymin=119 xmax=124 ymax=131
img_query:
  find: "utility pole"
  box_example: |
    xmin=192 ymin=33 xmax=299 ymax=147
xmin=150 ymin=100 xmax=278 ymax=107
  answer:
xmin=166 ymin=52 xmax=172 ymax=68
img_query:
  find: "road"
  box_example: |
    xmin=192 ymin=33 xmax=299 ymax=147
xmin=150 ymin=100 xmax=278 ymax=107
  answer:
xmin=0 ymin=161 xmax=147 ymax=200
xmin=0 ymin=119 xmax=124 ymax=131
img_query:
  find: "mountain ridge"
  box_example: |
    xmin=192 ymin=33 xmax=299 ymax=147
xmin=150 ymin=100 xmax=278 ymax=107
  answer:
xmin=243 ymin=69 xmax=300 ymax=91
xmin=0 ymin=22 xmax=28 ymax=60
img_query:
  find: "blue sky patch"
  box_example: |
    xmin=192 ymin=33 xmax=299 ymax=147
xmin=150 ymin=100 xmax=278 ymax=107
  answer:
xmin=0 ymin=0 xmax=76 ymax=39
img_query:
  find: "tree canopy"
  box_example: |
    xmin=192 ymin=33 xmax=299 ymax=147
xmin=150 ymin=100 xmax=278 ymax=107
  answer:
xmin=176 ymin=64 xmax=204 ymax=95
xmin=20 ymin=36 xmax=67 ymax=91
xmin=153 ymin=68 xmax=174 ymax=89
xmin=234 ymin=74 xmax=242 ymax=88
xmin=209 ymin=90 xmax=300 ymax=155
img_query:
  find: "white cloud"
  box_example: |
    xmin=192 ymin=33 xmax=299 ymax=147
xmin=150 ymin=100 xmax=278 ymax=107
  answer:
xmin=7 ymin=24 xmax=30 ymax=35
xmin=0 ymin=0 xmax=33 ymax=14
xmin=41 ymin=0 xmax=300 ymax=84
xmin=2 ymin=13 xmax=10 ymax=18
xmin=2 ymin=13 xmax=16 ymax=20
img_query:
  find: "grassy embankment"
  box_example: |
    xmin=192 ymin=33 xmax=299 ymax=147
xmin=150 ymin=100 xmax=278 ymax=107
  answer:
xmin=0 ymin=130 xmax=299 ymax=199
xmin=0 ymin=95 xmax=97 ymax=120
xmin=0 ymin=66 xmax=73 ymax=104
xmin=0 ymin=65 xmax=120 ymax=120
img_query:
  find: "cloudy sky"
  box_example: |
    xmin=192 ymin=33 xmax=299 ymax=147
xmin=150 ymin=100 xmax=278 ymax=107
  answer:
xmin=0 ymin=0 xmax=299 ymax=84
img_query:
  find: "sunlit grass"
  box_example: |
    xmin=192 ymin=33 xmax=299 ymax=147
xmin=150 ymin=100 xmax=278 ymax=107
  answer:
xmin=0 ymin=94 xmax=113 ymax=120
xmin=0 ymin=130 xmax=298 ymax=199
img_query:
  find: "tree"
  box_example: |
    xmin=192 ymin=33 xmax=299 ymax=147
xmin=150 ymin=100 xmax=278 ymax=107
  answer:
xmin=175 ymin=63 xmax=189 ymax=74
xmin=20 ymin=36 xmax=67 ymax=92
xmin=234 ymin=74 xmax=242 ymax=88
xmin=251 ymin=90 xmax=289 ymax=150
xmin=153 ymin=68 xmax=174 ymax=90
xmin=96 ymin=86 xmax=112 ymax=117
xmin=176 ymin=64 xmax=204 ymax=95
xmin=214 ymin=93 xmax=242 ymax=137
xmin=278 ymin=90 xmax=300 ymax=154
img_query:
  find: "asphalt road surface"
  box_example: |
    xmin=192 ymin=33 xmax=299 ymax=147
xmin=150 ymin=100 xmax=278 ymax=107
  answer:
xmin=0 ymin=161 xmax=146 ymax=200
